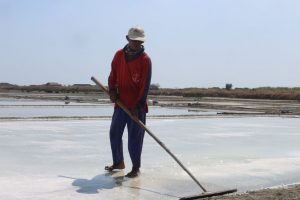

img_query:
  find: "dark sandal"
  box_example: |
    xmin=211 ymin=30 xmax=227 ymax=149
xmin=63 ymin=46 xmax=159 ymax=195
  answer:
xmin=125 ymin=167 xmax=140 ymax=178
xmin=104 ymin=165 xmax=114 ymax=171
xmin=104 ymin=161 xmax=125 ymax=171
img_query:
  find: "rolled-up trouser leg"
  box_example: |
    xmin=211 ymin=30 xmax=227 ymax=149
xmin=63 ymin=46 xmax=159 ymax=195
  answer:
xmin=109 ymin=107 xmax=127 ymax=165
xmin=127 ymin=111 xmax=146 ymax=168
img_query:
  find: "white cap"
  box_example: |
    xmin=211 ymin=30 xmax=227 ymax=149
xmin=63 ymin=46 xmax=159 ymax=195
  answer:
xmin=127 ymin=26 xmax=145 ymax=42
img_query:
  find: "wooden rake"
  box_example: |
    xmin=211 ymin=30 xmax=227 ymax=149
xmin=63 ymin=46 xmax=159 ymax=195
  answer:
xmin=91 ymin=76 xmax=237 ymax=199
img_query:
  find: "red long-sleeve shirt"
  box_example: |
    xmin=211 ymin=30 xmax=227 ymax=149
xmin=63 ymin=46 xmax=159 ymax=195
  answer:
xmin=108 ymin=47 xmax=152 ymax=112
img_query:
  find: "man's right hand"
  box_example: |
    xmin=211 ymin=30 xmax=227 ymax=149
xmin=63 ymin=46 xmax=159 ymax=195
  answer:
xmin=109 ymin=90 xmax=118 ymax=103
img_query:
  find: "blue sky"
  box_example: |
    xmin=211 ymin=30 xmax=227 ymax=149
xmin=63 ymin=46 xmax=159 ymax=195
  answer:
xmin=0 ymin=0 xmax=299 ymax=88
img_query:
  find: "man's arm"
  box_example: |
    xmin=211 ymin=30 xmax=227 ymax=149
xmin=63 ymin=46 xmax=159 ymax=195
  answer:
xmin=108 ymin=52 xmax=119 ymax=103
xmin=134 ymin=57 xmax=152 ymax=112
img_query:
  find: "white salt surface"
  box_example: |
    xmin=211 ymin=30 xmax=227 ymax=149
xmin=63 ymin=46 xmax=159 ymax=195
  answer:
xmin=0 ymin=117 xmax=300 ymax=200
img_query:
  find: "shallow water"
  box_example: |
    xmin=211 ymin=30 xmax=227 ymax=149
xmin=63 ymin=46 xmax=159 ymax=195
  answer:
xmin=0 ymin=98 xmax=215 ymax=118
xmin=0 ymin=100 xmax=300 ymax=200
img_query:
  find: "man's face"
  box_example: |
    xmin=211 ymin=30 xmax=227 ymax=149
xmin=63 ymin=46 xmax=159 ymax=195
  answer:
xmin=128 ymin=39 xmax=143 ymax=51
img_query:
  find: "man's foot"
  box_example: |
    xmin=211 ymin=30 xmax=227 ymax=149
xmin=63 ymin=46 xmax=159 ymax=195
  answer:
xmin=105 ymin=161 xmax=125 ymax=171
xmin=125 ymin=167 xmax=140 ymax=178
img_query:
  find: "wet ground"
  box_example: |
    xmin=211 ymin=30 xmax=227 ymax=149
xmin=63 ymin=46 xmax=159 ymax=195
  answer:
xmin=0 ymin=94 xmax=300 ymax=200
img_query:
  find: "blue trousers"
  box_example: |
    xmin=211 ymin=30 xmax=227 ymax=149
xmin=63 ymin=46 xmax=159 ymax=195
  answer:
xmin=109 ymin=107 xmax=146 ymax=168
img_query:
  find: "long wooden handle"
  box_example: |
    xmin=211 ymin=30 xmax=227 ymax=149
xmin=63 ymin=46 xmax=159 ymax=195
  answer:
xmin=91 ymin=76 xmax=207 ymax=192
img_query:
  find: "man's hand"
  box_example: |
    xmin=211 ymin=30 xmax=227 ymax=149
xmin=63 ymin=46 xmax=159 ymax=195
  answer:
xmin=109 ymin=90 xmax=118 ymax=103
xmin=129 ymin=105 xmax=140 ymax=119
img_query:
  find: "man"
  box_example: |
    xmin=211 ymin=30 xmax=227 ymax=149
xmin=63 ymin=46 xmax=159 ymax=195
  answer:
xmin=105 ymin=26 xmax=152 ymax=178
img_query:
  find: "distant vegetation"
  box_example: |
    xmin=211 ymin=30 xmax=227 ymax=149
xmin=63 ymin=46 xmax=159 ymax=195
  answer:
xmin=1 ymin=83 xmax=300 ymax=100
xmin=150 ymin=87 xmax=300 ymax=100
xmin=0 ymin=83 xmax=100 ymax=94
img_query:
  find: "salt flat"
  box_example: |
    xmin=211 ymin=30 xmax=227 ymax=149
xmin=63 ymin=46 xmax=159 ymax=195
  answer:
xmin=0 ymin=116 xmax=300 ymax=200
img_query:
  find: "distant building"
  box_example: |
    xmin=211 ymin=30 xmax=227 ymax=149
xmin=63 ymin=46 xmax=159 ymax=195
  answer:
xmin=72 ymin=84 xmax=92 ymax=87
xmin=45 ymin=82 xmax=62 ymax=86
xmin=150 ymin=83 xmax=160 ymax=90
xmin=0 ymin=83 xmax=15 ymax=87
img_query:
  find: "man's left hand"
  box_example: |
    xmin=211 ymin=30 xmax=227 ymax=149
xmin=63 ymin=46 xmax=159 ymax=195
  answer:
xmin=129 ymin=105 xmax=139 ymax=119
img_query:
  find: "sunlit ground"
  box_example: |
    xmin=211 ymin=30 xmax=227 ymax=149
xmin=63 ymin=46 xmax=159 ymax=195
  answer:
xmin=0 ymin=116 xmax=299 ymax=200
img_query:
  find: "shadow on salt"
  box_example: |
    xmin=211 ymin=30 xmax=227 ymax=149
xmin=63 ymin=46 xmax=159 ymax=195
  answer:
xmin=59 ymin=172 xmax=180 ymax=198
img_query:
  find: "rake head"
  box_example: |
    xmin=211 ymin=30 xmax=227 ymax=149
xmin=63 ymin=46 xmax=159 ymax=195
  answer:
xmin=180 ymin=189 xmax=237 ymax=200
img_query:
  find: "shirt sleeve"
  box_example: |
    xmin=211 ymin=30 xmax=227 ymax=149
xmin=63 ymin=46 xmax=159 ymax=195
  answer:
xmin=137 ymin=57 xmax=152 ymax=109
xmin=108 ymin=51 xmax=119 ymax=92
